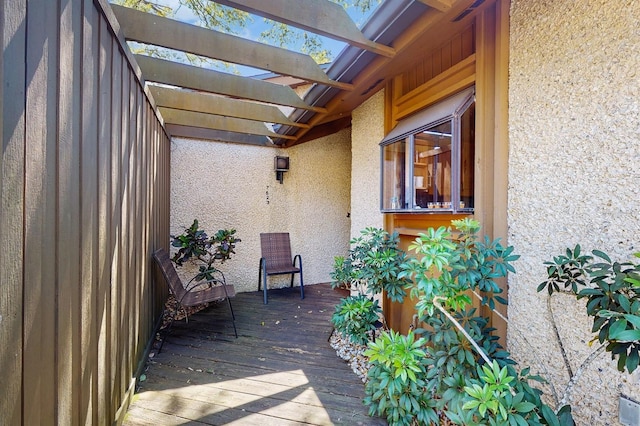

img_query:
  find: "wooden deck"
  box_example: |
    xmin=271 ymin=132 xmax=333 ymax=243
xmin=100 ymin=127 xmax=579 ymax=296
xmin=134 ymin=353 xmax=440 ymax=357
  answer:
xmin=124 ymin=283 xmax=387 ymax=426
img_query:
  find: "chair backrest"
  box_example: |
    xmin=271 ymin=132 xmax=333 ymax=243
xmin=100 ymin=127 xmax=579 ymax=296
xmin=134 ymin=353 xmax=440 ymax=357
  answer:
xmin=153 ymin=248 xmax=187 ymax=300
xmin=260 ymin=233 xmax=294 ymax=270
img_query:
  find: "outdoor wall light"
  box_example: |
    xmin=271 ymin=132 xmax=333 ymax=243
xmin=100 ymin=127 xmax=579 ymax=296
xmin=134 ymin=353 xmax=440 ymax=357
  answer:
xmin=274 ymin=156 xmax=289 ymax=184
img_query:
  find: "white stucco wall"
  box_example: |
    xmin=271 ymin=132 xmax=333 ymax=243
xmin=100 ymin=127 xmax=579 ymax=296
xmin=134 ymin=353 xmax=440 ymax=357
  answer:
xmin=508 ymin=1 xmax=640 ymax=424
xmin=350 ymin=89 xmax=385 ymax=238
xmin=170 ymin=128 xmax=352 ymax=294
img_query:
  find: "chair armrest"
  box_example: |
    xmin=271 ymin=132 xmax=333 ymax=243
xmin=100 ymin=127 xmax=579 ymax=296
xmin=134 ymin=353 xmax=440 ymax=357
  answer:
xmin=184 ymin=269 xmax=227 ymax=292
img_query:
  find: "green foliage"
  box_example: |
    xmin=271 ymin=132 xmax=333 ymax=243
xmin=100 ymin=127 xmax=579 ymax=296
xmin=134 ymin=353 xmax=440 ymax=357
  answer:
xmin=331 ymin=227 xmax=410 ymax=303
xmin=330 ymin=255 xmax=351 ymax=288
xmin=330 ymin=227 xmax=409 ymax=349
xmin=399 ymin=217 xmax=518 ymax=419
xmin=171 ymin=219 xmax=240 ymax=283
xmin=331 ymin=295 xmax=381 ymax=345
xmin=539 ymin=245 xmax=640 ymax=373
xmin=463 ymin=362 xmax=516 ymax=421
xmin=458 ymin=361 xmax=572 ymax=426
xmin=357 ymin=219 xmax=574 ymax=425
xmin=364 ymin=330 xmax=439 ymax=426
xmin=112 ymin=0 xmax=173 ymax=16
xmin=181 ymin=0 xmax=250 ymax=34
xmin=400 ymin=218 xmax=518 ymax=318
xmin=418 ymin=307 xmax=515 ymax=420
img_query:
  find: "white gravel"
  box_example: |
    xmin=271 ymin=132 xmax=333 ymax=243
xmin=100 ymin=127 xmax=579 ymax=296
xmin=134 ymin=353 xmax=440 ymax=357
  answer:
xmin=329 ymin=330 xmax=374 ymax=383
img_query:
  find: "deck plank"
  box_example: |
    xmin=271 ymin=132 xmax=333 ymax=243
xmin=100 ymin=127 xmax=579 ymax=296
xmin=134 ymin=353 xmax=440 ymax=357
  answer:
xmin=124 ymin=283 xmax=386 ymax=425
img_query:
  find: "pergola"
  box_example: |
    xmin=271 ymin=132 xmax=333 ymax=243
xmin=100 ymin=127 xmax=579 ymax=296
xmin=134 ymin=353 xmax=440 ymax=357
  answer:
xmin=108 ymin=0 xmax=483 ymax=147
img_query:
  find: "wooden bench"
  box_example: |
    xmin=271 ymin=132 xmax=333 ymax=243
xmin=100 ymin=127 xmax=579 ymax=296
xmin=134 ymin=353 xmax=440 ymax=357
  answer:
xmin=153 ymin=248 xmax=237 ymax=351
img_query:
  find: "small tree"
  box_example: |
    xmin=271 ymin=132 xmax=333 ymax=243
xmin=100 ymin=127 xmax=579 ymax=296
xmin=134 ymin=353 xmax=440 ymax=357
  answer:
xmin=171 ymin=219 xmax=240 ymax=283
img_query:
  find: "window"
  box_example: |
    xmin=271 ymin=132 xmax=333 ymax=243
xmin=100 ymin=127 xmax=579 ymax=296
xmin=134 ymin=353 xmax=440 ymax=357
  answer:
xmin=380 ymin=87 xmax=475 ymax=213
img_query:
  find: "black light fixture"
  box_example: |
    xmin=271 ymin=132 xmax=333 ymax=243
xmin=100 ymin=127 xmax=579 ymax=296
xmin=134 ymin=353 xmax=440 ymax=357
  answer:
xmin=274 ymin=156 xmax=289 ymax=184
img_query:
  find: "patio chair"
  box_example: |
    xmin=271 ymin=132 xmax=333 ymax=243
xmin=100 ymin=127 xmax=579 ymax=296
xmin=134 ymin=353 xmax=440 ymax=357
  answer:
xmin=153 ymin=248 xmax=237 ymax=352
xmin=258 ymin=233 xmax=304 ymax=304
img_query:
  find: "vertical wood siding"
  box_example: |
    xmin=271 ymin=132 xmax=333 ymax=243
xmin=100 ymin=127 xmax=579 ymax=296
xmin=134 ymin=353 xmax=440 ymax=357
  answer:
xmin=0 ymin=0 xmax=170 ymax=424
xmin=399 ymin=24 xmax=475 ymax=96
xmin=383 ymin=2 xmax=509 ymax=337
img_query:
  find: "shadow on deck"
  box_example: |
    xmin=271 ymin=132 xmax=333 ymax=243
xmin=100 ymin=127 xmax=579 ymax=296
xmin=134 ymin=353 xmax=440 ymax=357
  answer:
xmin=124 ymin=283 xmax=387 ymax=425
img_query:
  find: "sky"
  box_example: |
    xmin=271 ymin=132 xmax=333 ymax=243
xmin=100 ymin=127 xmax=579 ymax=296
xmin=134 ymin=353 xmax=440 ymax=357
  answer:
xmin=129 ymin=0 xmax=382 ymax=76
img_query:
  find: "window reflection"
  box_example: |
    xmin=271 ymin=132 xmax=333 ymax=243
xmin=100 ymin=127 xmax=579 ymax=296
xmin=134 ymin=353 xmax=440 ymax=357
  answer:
xmin=382 ymin=140 xmax=406 ymax=210
xmin=380 ymin=88 xmax=475 ymax=213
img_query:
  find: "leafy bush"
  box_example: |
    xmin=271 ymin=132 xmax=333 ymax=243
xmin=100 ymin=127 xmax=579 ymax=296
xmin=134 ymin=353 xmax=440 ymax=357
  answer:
xmin=330 ymin=227 xmax=411 ymax=346
xmin=171 ymin=219 xmax=240 ymax=282
xmin=540 ymin=246 xmax=640 ymax=373
xmin=359 ymin=219 xmax=572 ymax=425
xmin=364 ymin=330 xmax=439 ymax=425
xmin=331 ymin=295 xmax=381 ymax=345
xmin=343 ymin=220 xmax=639 ymax=424
xmin=331 ymin=227 xmax=411 ymax=303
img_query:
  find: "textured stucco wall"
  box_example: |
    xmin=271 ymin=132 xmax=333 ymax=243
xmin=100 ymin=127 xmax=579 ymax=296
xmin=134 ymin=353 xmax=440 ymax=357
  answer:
xmin=508 ymin=1 xmax=640 ymax=424
xmin=170 ymin=129 xmax=351 ymax=294
xmin=350 ymin=90 xmax=385 ymax=238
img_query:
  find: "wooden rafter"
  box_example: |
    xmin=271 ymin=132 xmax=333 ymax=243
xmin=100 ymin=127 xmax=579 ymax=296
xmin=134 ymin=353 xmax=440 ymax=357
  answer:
xmin=166 ymin=124 xmax=272 ymax=145
xmin=112 ymin=4 xmax=352 ymax=91
xmin=135 ymin=55 xmax=326 ymax=113
xmin=149 ymin=86 xmax=309 ymax=129
xmin=287 ymin=1 xmax=477 ymax=146
xmin=159 ymin=107 xmax=296 ymax=140
xmin=213 ymin=0 xmax=396 ymax=58
xmin=417 ymin=0 xmax=454 ymax=12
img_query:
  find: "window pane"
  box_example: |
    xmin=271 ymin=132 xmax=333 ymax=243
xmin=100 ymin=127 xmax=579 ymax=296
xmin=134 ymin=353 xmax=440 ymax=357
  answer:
xmin=382 ymin=139 xmax=406 ymax=210
xmin=380 ymin=87 xmax=475 ymax=213
xmin=415 ymin=121 xmax=452 ymax=209
xmin=460 ymin=102 xmax=475 ymax=210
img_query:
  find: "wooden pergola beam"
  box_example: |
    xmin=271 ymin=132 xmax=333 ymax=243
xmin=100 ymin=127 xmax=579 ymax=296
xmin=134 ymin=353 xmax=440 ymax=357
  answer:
xmin=417 ymin=0 xmax=454 ymax=12
xmin=159 ymin=107 xmax=296 ymax=140
xmin=166 ymin=124 xmax=272 ymax=146
xmin=286 ymin=1 xmax=481 ymax=146
xmin=213 ymin=0 xmax=396 ymax=58
xmin=149 ymin=86 xmax=309 ymax=129
xmin=112 ymin=4 xmax=352 ymax=91
xmin=135 ymin=55 xmax=326 ymax=113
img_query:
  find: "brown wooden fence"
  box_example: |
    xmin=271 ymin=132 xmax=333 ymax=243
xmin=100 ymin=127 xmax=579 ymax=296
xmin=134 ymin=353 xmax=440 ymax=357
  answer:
xmin=1 ymin=0 xmax=170 ymax=424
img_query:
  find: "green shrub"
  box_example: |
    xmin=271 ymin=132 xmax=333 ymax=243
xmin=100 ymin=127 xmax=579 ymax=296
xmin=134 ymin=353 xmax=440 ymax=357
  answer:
xmin=360 ymin=218 xmax=572 ymax=425
xmin=331 ymin=295 xmax=381 ymax=345
xmin=331 ymin=227 xmax=411 ymax=303
xmin=540 ymin=246 xmax=640 ymax=374
xmin=364 ymin=330 xmax=439 ymax=425
xmin=171 ymin=219 xmax=240 ymax=282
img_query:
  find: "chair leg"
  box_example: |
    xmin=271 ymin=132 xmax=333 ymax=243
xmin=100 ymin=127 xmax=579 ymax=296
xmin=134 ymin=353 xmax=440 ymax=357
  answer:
xmin=220 ymin=281 xmax=238 ymax=339
xmin=262 ymin=264 xmax=269 ymax=304
xmin=299 ymin=271 xmax=304 ymax=300
xmin=294 ymin=254 xmax=304 ymax=300
xmin=226 ymin=298 xmax=238 ymax=338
